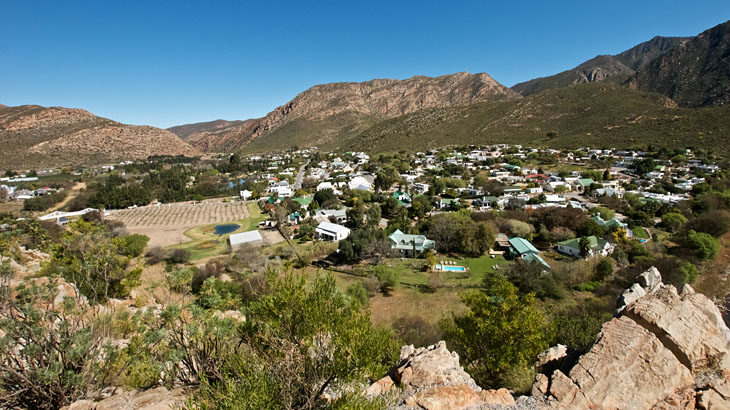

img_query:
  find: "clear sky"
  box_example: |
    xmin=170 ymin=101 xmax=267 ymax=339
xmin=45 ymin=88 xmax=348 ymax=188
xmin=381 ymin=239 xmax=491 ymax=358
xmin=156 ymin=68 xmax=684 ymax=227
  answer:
xmin=1 ymin=1 xmax=728 ymax=128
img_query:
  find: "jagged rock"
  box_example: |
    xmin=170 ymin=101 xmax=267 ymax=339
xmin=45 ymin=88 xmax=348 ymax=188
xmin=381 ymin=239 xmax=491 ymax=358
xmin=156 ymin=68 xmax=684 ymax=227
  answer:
xmin=624 ymin=284 xmax=730 ymax=376
xmin=538 ymin=266 xmax=730 ymax=409
xmin=62 ymin=387 xmax=189 ymax=410
xmin=479 ymin=388 xmax=516 ymax=406
xmin=616 ymin=283 xmax=647 ymax=314
xmin=536 ymin=344 xmax=568 ymax=367
xmin=531 ymin=374 xmax=549 ymax=397
xmin=368 ymin=341 xmax=517 ymax=409
xmin=365 ymin=376 xmax=395 ymax=397
xmin=637 ymin=266 xmax=663 ymax=292
xmin=403 ymin=384 xmax=482 ymax=410
xmin=395 ymin=341 xmax=479 ymax=391
xmin=548 ymin=316 xmax=695 ymax=409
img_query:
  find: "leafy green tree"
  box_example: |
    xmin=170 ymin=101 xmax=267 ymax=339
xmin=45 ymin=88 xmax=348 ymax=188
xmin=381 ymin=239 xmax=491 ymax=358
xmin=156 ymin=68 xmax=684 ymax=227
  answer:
xmin=441 ymin=274 xmax=552 ymax=389
xmin=595 ymin=258 xmax=613 ymax=280
xmin=345 ymin=281 xmax=369 ymax=307
xmin=189 ymin=273 xmax=399 ymax=409
xmin=579 ymin=237 xmax=591 ymax=258
xmin=118 ymin=234 xmax=150 ymax=257
xmin=686 ymin=230 xmax=720 ymax=260
xmin=372 ymin=265 xmax=400 ymax=294
xmin=661 ymin=212 xmax=688 ymax=233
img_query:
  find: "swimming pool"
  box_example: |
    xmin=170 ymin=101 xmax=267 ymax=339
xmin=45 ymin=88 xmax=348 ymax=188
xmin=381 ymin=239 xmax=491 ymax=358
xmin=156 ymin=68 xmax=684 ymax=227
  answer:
xmin=435 ymin=264 xmax=466 ymax=272
xmin=214 ymin=224 xmax=240 ymax=235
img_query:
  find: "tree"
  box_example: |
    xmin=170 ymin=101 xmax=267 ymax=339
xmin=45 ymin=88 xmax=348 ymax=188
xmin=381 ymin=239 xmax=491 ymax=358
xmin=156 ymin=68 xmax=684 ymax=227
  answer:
xmin=661 ymin=212 xmax=688 ymax=233
xmin=686 ymin=230 xmax=719 ymax=260
xmin=372 ymin=265 xmax=400 ymax=294
xmin=595 ymin=258 xmax=613 ymax=280
xmin=579 ymin=237 xmax=591 ymax=258
xmin=374 ymin=165 xmax=399 ymax=192
xmin=346 ymin=281 xmax=369 ymax=307
xmin=441 ymin=274 xmax=552 ymax=389
xmin=188 ymin=273 xmax=399 ymax=409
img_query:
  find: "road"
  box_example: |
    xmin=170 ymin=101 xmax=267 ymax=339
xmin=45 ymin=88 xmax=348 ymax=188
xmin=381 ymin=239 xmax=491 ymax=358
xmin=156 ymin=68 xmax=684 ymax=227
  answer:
xmin=293 ymin=161 xmax=309 ymax=189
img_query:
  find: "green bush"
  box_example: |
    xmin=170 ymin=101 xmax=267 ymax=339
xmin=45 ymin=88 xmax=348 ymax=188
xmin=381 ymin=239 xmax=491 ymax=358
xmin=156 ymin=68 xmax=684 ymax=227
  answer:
xmin=441 ymin=274 xmax=552 ymax=389
xmin=686 ymin=230 xmax=720 ymax=260
xmin=120 ymin=234 xmax=150 ymax=257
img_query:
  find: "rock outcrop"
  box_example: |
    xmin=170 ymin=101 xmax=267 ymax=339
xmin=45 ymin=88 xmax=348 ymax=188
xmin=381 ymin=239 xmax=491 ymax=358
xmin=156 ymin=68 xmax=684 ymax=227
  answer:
xmin=62 ymin=387 xmax=189 ymax=410
xmin=535 ymin=267 xmax=730 ymax=409
xmin=366 ymin=341 xmax=520 ymax=409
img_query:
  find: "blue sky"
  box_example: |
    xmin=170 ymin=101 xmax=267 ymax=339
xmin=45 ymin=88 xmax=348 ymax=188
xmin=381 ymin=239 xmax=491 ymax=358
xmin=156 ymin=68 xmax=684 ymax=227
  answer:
xmin=1 ymin=1 xmax=728 ymax=128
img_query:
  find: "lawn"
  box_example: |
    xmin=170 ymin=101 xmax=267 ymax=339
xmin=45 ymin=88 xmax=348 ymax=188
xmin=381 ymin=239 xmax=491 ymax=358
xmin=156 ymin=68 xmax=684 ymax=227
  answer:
xmin=376 ymin=254 xmax=512 ymax=288
xmin=166 ymin=202 xmax=269 ymax=261
xmin=632 ymin=226 xmax=651 ymax=240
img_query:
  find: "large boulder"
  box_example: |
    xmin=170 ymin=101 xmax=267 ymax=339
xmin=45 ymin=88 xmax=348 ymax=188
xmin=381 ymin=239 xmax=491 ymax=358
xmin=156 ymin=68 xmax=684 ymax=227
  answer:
xmin=366 ymin=341 xmax=518 ymax=409
xmin=536 ymin=267 xmax=730 ymax=409
xmin=62 ymin=387 xmax=189 ymax=410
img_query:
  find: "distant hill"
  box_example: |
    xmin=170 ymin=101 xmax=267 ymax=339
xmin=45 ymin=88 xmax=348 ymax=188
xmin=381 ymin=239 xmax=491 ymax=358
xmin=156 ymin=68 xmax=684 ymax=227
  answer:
xmin=335 ymin=83 xmax=730 ymax=154
xmin=168 ymin=72 xmax=521 ymax=152
xmin=168 ymin=119 xmax=245 ymax=141
xmin=512 ymin=36 xmax=689 ymax=96
xmin=629 ymin=20 xmax=730 ymax=107
xmin=0 ymin=105 xmax=197 ymax=169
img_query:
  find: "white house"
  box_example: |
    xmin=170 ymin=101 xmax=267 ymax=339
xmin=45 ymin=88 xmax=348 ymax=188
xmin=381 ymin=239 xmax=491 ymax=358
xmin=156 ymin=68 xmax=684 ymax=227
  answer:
xmin=556 ymin=236 xmax=614 ymax=258
xmin=270 ymin=185 xmax=292 ymax=197
xmin=348 ymin=176 xmax=373 ymax=191
xmin=229 ymin=230 xmax=263 ymax=249
xmin=240 ymin=190 xmax=253 ymax=200
xmin=315 ymin=221 xmax=350 ymax=241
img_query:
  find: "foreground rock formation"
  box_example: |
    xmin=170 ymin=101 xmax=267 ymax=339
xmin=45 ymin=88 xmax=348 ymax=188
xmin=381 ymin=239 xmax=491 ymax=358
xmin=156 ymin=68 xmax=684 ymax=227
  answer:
xmin=61 ymin=387 xmax=189 ymax=410
xmin=535 ymin=266 xmax=730 ymax=409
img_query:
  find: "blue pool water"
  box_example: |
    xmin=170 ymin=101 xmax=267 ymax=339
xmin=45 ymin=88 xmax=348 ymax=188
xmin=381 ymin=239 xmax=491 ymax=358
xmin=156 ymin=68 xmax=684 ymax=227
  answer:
xmin=435 ymin=264 xmax=466 ymax=272
xmin=214 ymin=224 xmax=240 ymax=235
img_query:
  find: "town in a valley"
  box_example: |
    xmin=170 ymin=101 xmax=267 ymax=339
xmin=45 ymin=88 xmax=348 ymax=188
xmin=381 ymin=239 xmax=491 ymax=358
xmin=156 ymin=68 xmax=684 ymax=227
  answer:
xmin=3 ymin=3 xmax=730 ymax=409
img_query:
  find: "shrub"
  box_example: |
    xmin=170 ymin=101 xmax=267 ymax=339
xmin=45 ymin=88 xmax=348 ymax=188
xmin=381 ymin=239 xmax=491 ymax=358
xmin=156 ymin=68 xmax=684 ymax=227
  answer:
xmin=145 ymin=245 xmax=165 ymax=265
xmin=372 ymin=265 xmax=400 ymax=294
xmin=595 ymin=258 xmax=613 ymax=280
xmin=441 ymin=274 xmax=552 ymax=389
xmin=120 ymin=234 xmax=150 ymax=257
xmin=392 ymin=315 xmax=441 ymax=347
xmin=167 ymin=248 xmax=191 ymax=264
xmin=686 ymin=230 xmax=720 ymax=260
xmin=345 ymin=281 xmax=369 ymax=307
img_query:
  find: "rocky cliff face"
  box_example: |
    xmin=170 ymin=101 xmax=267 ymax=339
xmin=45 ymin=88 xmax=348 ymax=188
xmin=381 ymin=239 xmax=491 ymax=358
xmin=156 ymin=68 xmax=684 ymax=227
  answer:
xmin=535 ymin=266 xmax=730 ymax=409
xmin=629 ymin=20 xmax=730 ymax=107
xmin=168 ymin=72 xmax=521 ymax=152
xmin=512 ymin=36 xmax=689 ymax=96
xmin=0 ymin=104 xmax=198 ymax=169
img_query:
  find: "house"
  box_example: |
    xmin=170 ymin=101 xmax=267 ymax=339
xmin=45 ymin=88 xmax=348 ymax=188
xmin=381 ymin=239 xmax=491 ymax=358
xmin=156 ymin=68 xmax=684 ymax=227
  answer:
xmin=348 ymin=176 xmax=373 ymax=191
xmin=315 ymin=221 xmax=350 ymax=241
xmin=41 ymin=208 xmax=99 ymax=224
xmin=313 ymin=209 xmax=347 ymax=224
xmin=229 ymin=230 xmax=263 ymax=248
xmin=388 ymin=229 xmax=435 ymax=257
xmin=572 ymin=178 xmax=595 ymax=192
xmin=508 ymin=237 xmax=550 ymax=269
xmin=392 ymin=191 xmax=412 ymax=206
xmin=557 ymin=236 xmax=614 ymax=258
xmin=270 ymin=185 xmax=292 ymax=197
xmin=240 ymin=190 xmax=253 ymax=200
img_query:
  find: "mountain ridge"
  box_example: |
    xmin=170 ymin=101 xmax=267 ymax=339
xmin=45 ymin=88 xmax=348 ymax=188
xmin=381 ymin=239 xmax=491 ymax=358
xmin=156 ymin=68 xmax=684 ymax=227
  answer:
xmin=511 ymin=36 xmax=690 ymax=96
xmin=0 ymin=104 xmax=198 ymax=169
xmin=167 ymin=72 xmax=521 ymax=152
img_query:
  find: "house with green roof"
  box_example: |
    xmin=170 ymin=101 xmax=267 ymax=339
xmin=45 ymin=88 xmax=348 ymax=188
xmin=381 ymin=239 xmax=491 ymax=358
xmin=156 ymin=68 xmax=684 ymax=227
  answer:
xmin=557 ymin=235 xmax=614 ymax=258
xmin=592 ymin=215 xmax=632 ymax=236
xmin=392 ymin=191 xmax=412 ymax=207
xmin=292 ymin=196 xmax=313 ymax=207
xmin=388 ymin=229 xmax=435 ymax=257
xmin=572 ymin=178 xmax=595 ymax=192
xmin=508 ymin=237 xmax=550 ymax=269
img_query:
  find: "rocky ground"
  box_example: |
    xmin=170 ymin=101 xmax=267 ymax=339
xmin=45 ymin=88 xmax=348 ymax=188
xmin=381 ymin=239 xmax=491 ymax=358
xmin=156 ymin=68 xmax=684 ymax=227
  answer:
xmin=22 ymin=259 xmax=730 ymax=409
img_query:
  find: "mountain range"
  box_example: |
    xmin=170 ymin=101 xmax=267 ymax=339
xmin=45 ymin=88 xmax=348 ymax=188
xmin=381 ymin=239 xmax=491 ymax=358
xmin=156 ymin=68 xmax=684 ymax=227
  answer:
xmin=0 ymin=105 xmax=197 ymax=169
xmin=2 ymin=20 xmax=729 ymax=168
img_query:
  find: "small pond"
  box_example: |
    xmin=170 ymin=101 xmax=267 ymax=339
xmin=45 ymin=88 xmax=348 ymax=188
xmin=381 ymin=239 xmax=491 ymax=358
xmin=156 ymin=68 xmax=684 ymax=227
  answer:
xmin=214 ymin=224 xmax=240 ymax=235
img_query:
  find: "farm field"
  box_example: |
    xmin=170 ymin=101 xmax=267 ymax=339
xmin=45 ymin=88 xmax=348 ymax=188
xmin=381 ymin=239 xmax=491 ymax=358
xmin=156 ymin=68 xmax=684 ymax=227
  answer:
xmin=165 ymin=202 xmax=272 ymax=261
xmin=105 ymin=199 xmax=256 ymax=247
